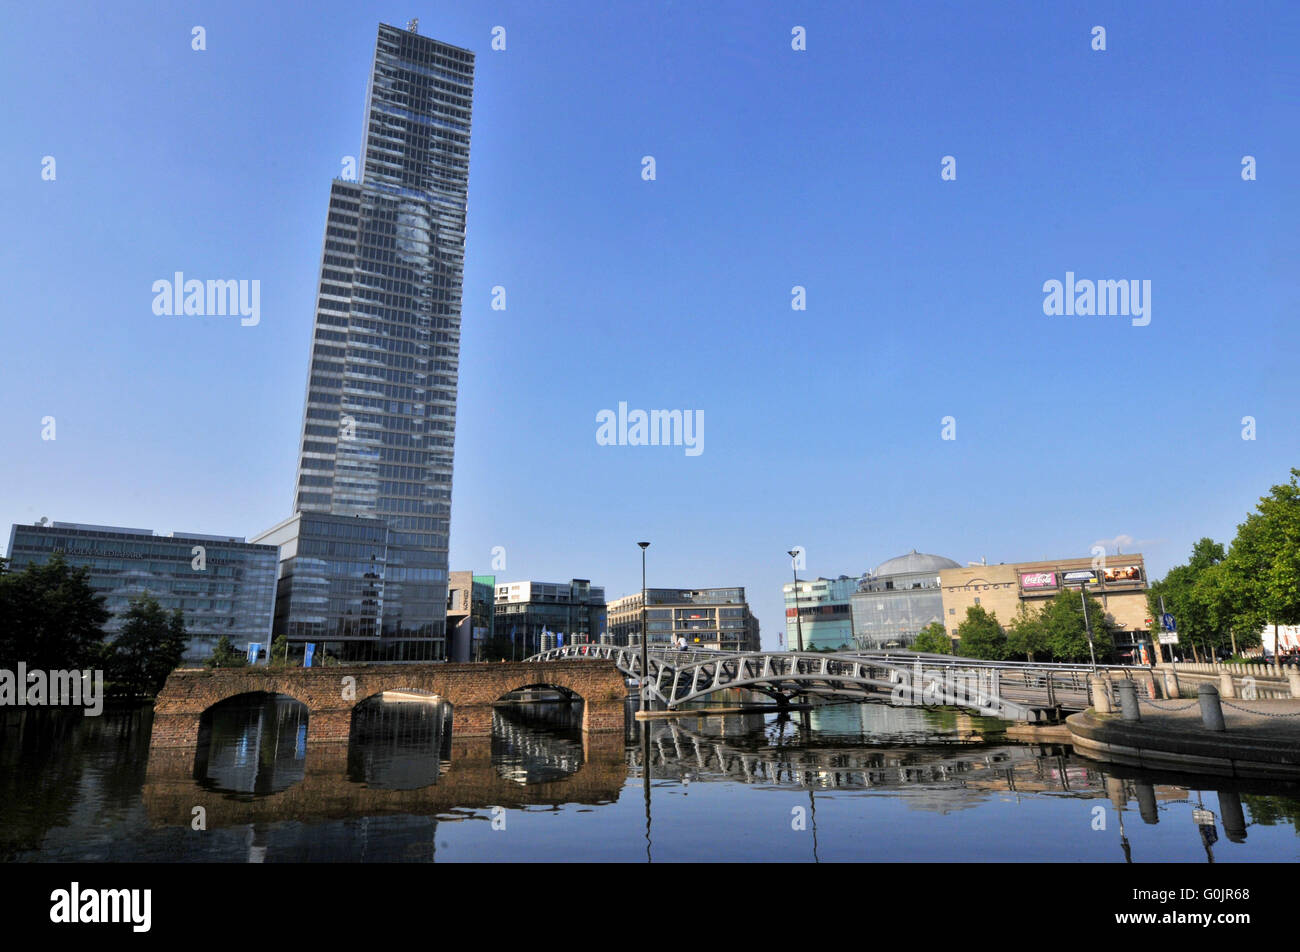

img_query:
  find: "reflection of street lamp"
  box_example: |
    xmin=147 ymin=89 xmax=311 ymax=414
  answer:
xmin=639 ymin=542 xmax=650 ymax=712
xmin=787 ymin=550 xmax=805 ymax=652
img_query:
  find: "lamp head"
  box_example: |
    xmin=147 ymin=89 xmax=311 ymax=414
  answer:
xmin=638 ymin=542 xmax=650 ymax=550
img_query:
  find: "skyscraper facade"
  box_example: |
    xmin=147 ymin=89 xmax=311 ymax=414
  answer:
xmin=256 ymin=23 xmax=474 ymax=662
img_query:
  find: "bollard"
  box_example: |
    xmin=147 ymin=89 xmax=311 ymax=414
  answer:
xmin=1136 ymin=782 xmax=1159 ymax=825
xmin=1090 ymin=675 xmax=1113 ymax=714
xmin=1289 ymin=669 xmax=1300 ymax=699
xmin=1217 ymin=790 xmax=1247 ymax=844
xmin=1163 ymin=669 xmax=1181 ymax=699
xmin=1218 ymin=672 xmax=1236 ymax=698
xmin=1115 ymin=680 xmax=1140 ymax=721
xmin=1198 ymin=683 xmax=1226 ymax=732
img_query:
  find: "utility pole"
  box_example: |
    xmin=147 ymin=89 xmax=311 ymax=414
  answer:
xmin=1080 ymin=586 xmax=1098 ymax=671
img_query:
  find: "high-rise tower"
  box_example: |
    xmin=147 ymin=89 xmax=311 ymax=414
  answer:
xmin=256 ymin=23 xmax=474 ymax=662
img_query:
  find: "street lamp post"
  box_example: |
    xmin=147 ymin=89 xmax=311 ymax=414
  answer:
xmin=787 ymin=550 xmax=805 ymax=653
xmin=638 ymin=542 xmax=650 ymax=711
xmin=1080 ymin=586 xmax=1098 ymax=672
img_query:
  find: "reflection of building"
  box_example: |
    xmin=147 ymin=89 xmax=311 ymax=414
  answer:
xmin=608 ymin=587 xmax=760 ymax=652
xmin=493 ymin=580 xmax=606 ymax=657
xmin=782 ymin=576 xmax=858 ymax=650
xmin=446 ymin=572 xmax=495 ymax=661
xmin=6 ymin=521 xmax=277 ymax=661
xmin=850 ymin=551 xmax=961 ymax=649
xmin=939 ymin=556 xmax=1151 ymax=663
xmin=258 ymin=23 xmax=476 ymax=663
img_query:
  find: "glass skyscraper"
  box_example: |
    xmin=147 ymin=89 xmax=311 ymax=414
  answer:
xmin=256 ymin=23 xmax=474 ymax=662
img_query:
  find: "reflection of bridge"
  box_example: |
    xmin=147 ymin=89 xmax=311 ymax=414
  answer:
xmin=527 ymin=645 xmax=1159 ymax=721
xmin=634 ymin=719 xmax=1049 ymax=790
xmin=143 ymin=730 xmax=625 ymax=831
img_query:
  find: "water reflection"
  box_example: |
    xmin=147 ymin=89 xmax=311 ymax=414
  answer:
xmin=195 ymin=694 xmax=307 ymax=796
xmin=4 ymin=698 xmax=1300 ymax=862
xmin=347 ymin=695 xmax=452 ymax=790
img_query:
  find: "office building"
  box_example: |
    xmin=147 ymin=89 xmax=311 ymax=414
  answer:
xmin=850 ymin=551 xmax=961 ymax=649
xmin=493 ymin=580 xmax=606 ymax=658
xmin=447 ymin=571 xmax=495 ymax=661
xmin=259 ymin=23 xmax=475 ymax=661
xmin=783 ymin=576 xmax=859 ymax=650
xmin=6 ymin=522 xmax=277 ymax=662
xmin=608 ymin=587 xmax=760 ymax=652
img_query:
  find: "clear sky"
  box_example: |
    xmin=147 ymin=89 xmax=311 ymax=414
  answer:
xmin=3 ymin=1 xmax=1298 ymax=647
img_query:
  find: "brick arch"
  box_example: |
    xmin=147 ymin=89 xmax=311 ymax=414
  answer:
xmin=151 ymin=660 xmax=627 ymax=750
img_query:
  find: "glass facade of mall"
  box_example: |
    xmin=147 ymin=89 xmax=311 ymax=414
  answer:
xmin=850 ymin=551 xmax=960 ymax=649
xmin=262 ymin=24 xmax=475 ymax=661
xmin=608 ymin=588 xmax=761 ymax=652
xmin=6 ymin=522 xmax=277 ymax=662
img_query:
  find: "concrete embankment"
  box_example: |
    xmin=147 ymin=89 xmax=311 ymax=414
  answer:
xmin=1067 ymin=698 xmax=1300 ymax=779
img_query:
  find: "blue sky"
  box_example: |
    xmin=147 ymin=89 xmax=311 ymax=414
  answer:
xmin=3 ymin=1 xmax=1298 ymax=647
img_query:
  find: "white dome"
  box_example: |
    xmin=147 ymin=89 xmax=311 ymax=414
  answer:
xmin=874 ymin=550 xmax=961 ymax=577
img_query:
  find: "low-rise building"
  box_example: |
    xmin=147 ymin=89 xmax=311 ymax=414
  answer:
xmin=447 ymin=572 xmax=496 ymax=661
xmin=939 ymin=556 xmax=1152 ymax=663
xmin=783 ymin=576 xmax=858 ymax=650
xmin=6 ymin=521 xmax=277 ymax=662
xmin=608 ymin=587 xmax=760 ymax=652
xmin=493 ymin=579 xmax=606 ymax=658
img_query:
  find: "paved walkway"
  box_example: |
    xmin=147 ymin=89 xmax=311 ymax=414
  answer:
xmin=1134 ymin=697 xmax=1300 ymax=744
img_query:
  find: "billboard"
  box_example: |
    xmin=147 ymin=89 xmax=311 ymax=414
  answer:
xmin=1102 ymin=564 xmax=1143 ymax=583
xmin=1019 ymin=571 xmax=1057 ymax=590
xmin=1062 ymin=569 xmax=1097 ymax=584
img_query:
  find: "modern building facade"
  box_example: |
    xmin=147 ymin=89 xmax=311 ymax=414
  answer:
xmin=6 ymin=522 xmax=277 ymax=662
xmin=850 ymin=551 xmax=961 ymax=649
xmin=608 ymin=587 xmax=761 ymax=653
xmin=783 ymin=576 xmax=859 ymax=650
xmin=262 ymin=23 xmax=475 ymax=661
xmin=939 ymin=556 xmax=1152 ymax=663
xmin=493 ymin=580 xmax=607 ymax=658
xmin=447 ymin=571 xmax=495 ymax=661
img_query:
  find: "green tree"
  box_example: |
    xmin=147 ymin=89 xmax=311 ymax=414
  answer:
xmin=911 ymin=621 xmax=953 ymax=654
xmin=955 ymin=606 xmax=1005 ymax=660
xmin=107 ymin=595 xmax=189 ymax=697
xmin=1147 ymin=538 xmax=1238 ymax=661
xmin=266 ymin=633 xmax=291 ymax=668
xmin=1225 ymin=468 xmax=1300 ymax=657
xmin=1005 ymin=603 xmax=1049 ymax=662
xmin=1039 ymin=589 xmax=1115 ymax=663
xmin=0 ymin=554 xmax=110 ymax=669
xmin=206 ymin=635 xmax=248 ymax=668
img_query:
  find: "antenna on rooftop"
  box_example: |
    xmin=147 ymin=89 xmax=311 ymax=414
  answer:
xmin=407 ymin=18 xmax=419 ymax=33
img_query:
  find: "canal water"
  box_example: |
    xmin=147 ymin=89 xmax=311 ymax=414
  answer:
xmin=2 ymin=697 xmax=1298 ymax=862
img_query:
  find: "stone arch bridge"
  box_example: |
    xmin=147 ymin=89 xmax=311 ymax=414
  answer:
xmin=150 ymin=659 xmax=627 ymax=748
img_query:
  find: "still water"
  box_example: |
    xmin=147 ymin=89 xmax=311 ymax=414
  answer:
xmin=3 ymin=696 xmax=1298 ymax=862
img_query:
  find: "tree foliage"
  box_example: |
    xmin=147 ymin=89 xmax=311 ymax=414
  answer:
xmin=0 ymin=554 xmax=109 ymax=670
xmin=206 ymin=635 xmax=248 ymax=668
xmin=1039 ymin=589 xmax=1115 ymax=663
xmin=911 ymin=621 xmax=953 ymax=654
xmin=1005 ymin=603 xmax=1049 ymax=662
xmin=107 ymin=595 xmax=189 ymax=697
xmin=955 ymin=606 xmax=1005 ymax=660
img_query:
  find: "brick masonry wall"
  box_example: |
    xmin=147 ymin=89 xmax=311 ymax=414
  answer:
xmin=150 ymin=660 xmax=628 ymax=747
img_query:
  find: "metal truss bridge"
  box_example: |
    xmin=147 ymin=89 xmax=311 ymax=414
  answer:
xmin=524 ymin=644 xmax=1155 ymax=722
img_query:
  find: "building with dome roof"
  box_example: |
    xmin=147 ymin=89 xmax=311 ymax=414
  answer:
xmin=849 ymin=550 xmax=961 ymax=649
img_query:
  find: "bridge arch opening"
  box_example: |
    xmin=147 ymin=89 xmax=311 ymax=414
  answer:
xmin=346 ymin=691 xmax=454 ymax=790
xmin=491 ymin=683 xmax=585 ymax=784
xmin=195 ymin=692 xmax=309 ymax=795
